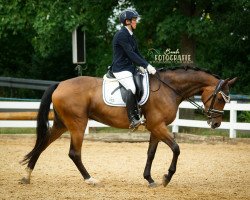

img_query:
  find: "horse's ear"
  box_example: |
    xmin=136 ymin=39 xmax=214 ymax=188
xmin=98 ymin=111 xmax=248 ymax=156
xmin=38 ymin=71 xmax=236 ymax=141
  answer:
xmin=221 ymin=78 xmax=230 ymax=88
xmin=228 ymin=77 xmax=238 ymax=87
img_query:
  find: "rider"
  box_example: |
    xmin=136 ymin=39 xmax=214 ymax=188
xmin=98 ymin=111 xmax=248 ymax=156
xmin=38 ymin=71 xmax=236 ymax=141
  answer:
xmin=111 ymin=9 xmax=157 ymax=129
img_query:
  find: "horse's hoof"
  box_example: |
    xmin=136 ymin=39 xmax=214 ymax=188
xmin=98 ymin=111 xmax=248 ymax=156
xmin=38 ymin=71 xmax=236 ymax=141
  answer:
xmin=85 ymin=177 xmax=99 ymax=186
xmin=148 ymin=182 xmax=159 ymax=188
xmin=162 ymin=175 xmax=170 ymax=187
xmin=19 ymin=177 xmax=30 ymax=184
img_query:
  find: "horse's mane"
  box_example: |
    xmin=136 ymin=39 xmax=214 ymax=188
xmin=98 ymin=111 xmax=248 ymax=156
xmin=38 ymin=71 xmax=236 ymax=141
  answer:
xmin=158 ymin=65 xmax=221 ymax=79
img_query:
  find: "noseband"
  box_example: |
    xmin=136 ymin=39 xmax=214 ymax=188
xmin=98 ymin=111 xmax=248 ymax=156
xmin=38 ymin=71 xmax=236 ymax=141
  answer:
xmin=203 ymin=80 xmax=230 ymax=119
xmin=154 ymin=72 xmax=230 ymax=120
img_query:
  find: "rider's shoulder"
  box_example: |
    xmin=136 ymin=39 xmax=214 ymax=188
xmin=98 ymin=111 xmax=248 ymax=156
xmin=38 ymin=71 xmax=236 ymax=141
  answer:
xmin=115 ymin=27 xmax=129 ymax=40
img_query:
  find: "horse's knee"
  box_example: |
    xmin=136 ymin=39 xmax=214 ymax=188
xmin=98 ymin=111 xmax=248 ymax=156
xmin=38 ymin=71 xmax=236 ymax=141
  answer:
xmin=68 ymin=149 xmax=79 ymax=160
xmin=172 ymin=143 xmax=180 ymax=156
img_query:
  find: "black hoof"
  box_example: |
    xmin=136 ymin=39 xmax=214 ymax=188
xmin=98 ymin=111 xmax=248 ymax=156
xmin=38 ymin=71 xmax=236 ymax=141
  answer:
xmin=19 ymin=177 xmax=30 ymax=184
xmin=162 ymin=174 xmax=170 ymax=187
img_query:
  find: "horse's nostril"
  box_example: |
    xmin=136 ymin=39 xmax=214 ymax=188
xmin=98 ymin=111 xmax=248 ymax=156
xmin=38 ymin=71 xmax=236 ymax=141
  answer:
xmin=214 ymin=123 xmax=219 ymax=128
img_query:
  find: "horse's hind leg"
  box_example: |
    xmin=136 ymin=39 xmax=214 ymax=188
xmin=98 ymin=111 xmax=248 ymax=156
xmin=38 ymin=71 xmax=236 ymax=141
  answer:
xmin=67 ymin=121 xmax=98 ymax=185
xmin=27 ymin=125 xmax=66 ymax=169
xmin=20 ymin=123 xmax=66 ymax=184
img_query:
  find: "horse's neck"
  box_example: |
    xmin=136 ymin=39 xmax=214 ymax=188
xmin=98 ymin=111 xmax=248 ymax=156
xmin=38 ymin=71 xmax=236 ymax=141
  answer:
xmin=163 ymin=70 xmax=218 ymax=100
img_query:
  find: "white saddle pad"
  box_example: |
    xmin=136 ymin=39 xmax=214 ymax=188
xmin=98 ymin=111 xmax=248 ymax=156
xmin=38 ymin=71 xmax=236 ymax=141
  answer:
xmin=102 ymin=73 xmax=150 ymax=107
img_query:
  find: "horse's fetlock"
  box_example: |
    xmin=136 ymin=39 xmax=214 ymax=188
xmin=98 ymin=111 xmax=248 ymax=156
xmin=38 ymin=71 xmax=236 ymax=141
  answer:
xmin=144 ymin=174 xmax=154 ymax=183
xmin=168 ymin=166 xmax=176 ymax=174
xmin=143 ymin=174 xmax=150 ymax=180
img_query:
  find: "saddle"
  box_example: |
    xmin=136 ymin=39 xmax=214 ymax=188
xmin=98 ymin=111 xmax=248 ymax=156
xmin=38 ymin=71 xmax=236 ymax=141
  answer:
xmin=106 ymin=69 xmax=144 ymax=102
xmin=102 ymin=70 xmax=150 ymax=107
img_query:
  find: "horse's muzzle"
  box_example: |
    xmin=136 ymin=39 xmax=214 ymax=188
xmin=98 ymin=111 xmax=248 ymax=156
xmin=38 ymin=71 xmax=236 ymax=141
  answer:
xmin=207 ymin=118 xmax=221 ymax=129
xmin=211 ymin=122 xmax=221 ymax=129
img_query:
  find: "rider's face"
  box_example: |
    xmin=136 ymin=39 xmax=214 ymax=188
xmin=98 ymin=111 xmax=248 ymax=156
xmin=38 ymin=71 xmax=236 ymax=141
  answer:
xmin=131 ymin=18 xmax=137 ymax=29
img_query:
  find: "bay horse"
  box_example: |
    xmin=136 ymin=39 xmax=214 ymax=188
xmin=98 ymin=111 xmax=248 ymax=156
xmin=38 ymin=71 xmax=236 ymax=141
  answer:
xmin=20 ymin=66 xmax=237 ymax=187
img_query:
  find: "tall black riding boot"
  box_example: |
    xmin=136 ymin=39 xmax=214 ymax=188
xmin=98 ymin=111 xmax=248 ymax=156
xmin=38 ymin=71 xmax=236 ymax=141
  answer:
xmin=126 ymin=89 xmax=144 ymax=129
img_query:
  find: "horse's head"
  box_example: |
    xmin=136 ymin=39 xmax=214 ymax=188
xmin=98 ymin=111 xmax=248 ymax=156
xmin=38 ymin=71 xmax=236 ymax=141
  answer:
xmin=201 ymin=77 xmax=237 ymax=129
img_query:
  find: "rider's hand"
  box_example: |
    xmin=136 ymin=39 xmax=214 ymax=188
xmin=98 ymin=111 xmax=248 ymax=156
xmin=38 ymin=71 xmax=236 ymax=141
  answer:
xmin=147 ymin=64 xmax=156 ymax=75
xmin=138 ymin=66 xmax=146 ymax=73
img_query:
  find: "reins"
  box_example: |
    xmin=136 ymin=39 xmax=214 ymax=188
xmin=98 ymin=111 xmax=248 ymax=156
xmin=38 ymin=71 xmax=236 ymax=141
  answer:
xmin=153 ymin=71 xmax=225 ymax=119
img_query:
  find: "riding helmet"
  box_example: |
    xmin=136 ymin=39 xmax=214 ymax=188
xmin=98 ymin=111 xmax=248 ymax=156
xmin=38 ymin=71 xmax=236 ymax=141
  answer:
xmin=119 ymin=10 xmax=139 ymax=24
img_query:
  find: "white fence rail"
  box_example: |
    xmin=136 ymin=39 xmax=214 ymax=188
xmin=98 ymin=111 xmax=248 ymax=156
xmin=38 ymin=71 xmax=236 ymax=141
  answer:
xmin=0 ymin=101 xmax=249 ymax=138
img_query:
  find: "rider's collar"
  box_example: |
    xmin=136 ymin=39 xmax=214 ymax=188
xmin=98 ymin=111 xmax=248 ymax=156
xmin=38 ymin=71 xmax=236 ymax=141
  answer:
xmin=125 ymin=26 xmax=133 ymax=35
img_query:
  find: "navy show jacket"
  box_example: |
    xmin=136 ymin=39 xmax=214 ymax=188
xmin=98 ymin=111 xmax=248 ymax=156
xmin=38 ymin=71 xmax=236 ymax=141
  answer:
xmin=111 ymin=27 xmax=148 ymax=74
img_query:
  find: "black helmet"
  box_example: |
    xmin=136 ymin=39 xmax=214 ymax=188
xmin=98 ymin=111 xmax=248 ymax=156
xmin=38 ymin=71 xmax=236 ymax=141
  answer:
xmin=119 ymin=10 xmax=139 ymax=24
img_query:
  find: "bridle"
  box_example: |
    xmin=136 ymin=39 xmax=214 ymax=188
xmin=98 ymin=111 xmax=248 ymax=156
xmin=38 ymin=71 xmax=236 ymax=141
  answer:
xmin=202 ymin=79 xmax=230 ymax=119
xmin=154 ymin=72 xmax=230 ymax=120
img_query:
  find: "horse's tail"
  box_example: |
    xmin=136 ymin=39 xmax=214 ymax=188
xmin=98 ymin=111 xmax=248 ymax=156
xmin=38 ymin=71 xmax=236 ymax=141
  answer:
xmin=21 ymin=83 xmax=59 ymax=165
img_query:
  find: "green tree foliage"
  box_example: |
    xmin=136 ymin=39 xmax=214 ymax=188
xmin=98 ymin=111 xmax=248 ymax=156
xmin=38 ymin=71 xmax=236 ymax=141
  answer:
xmin=133 ymin=0 xmax=249 ymax=94
xmin=0 ymin=0 xmax=249 ymax=98
xmin=0 ymin=0 xmax=116 ymax=80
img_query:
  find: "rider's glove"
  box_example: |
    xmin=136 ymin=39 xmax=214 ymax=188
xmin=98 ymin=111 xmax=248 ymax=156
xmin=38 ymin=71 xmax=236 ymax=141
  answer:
xmin=147 ymin=64 xmax=156 ymax=75
xmin=138 ymin=66 xmax=146 ymax=73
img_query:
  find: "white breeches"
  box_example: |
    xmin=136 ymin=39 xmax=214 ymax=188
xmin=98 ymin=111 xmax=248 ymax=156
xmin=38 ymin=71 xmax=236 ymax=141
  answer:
xmin=113 ymin=71 xmax=136 ymax=94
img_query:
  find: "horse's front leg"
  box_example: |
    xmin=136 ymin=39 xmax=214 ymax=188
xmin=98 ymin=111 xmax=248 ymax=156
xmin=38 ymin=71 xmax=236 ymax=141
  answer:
xmin=162 ymin=139 xmax=180 ymax=186
xmin=152 ymin=123 xmax=180 ymax=187
xmin=143 ymin=133 xmax=159 ymax=187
